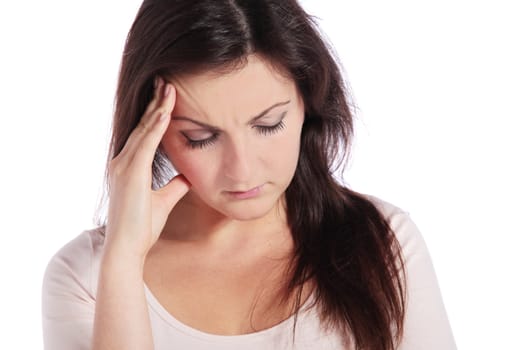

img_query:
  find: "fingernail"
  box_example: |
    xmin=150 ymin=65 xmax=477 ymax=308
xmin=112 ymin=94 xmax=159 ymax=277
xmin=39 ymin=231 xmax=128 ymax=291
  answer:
xmin=164 ymin=84 xmax=171 ymax=97
xmin=159 ymin=112 xmax=169 ymax=122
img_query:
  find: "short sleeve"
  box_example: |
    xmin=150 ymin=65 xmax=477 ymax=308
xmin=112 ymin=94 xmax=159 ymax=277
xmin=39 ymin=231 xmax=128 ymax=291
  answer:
xmin=41 ymin=229 xmax=102 ymax=350
xmin=387 ymin=209 xmax=457 ymax=349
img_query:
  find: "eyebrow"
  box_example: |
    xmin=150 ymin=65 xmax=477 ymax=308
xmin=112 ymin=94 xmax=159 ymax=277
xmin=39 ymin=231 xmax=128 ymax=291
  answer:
xmin=171 ymin=100 xmax=291 ymax=130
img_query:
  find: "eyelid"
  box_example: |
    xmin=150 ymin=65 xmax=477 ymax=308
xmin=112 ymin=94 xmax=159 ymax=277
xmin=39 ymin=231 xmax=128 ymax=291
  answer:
xmin=181 ymin=111 xmax=288 ymax=150
xmin=186 ymin=133 xmax=219 ymax=149
xmin=180 ymin=111 xmax=287 ymax=137
xmin=253 ymin=111 xmax=287 ymax=126
xmin=180 ymin=129 xmax=216 ymax=142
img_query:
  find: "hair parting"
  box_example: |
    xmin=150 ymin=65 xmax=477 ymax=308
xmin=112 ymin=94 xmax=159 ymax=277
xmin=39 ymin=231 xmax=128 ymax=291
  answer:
xmin=96 ymin=1 xmax=406 ymax=348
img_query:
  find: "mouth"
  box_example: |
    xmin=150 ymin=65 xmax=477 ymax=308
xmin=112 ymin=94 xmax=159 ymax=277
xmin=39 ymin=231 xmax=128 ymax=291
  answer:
xmin=226 ymin=184 xmax=264 ymax=200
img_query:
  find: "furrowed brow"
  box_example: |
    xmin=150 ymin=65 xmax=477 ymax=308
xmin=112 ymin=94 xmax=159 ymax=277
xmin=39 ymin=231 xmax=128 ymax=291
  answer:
xmin=171 ymin=100 xmax=290 ymax=130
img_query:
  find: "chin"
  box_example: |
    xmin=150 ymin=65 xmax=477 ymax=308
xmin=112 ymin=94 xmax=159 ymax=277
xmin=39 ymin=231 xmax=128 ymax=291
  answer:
xmin=217 ymin=196 xmax=282 ymax=222
xmin=227 ymin=210 xmax=270 ymax=222
xmin=222 ymin=205 xmax=274 ymax=221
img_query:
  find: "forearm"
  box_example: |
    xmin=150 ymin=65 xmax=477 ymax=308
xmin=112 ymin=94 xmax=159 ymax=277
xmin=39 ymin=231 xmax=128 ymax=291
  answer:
xmin=92 ymin=249 xmax=153 ymax=350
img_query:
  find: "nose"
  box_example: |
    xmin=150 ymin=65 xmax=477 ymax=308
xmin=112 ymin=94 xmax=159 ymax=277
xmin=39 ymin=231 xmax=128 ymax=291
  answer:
xmin=222 ymin=135 xmax=253 ymax=184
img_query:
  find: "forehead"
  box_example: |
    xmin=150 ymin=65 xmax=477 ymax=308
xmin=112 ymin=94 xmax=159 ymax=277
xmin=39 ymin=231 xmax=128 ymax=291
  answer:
xmin=169 ymin=55 xmax=299 ymax=122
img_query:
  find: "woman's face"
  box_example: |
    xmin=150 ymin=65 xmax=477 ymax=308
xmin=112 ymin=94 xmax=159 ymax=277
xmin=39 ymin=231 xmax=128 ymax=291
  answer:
xmin=160 ymin=55 xmax=305 ymax=221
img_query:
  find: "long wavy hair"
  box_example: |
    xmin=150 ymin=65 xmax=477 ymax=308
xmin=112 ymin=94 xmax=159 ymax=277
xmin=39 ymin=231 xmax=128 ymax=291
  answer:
xmin=96 ymin=1 xmax=406 ymax=349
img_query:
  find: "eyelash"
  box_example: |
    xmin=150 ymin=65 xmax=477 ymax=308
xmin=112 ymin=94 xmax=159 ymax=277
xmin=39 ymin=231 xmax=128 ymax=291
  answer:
xmin=185 ymin=119 xmax=286 ymax=150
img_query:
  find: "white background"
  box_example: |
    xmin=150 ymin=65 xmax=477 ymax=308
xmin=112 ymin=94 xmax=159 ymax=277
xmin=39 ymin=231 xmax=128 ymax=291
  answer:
xmin=1 ymin=0 xmax=523 ymax=348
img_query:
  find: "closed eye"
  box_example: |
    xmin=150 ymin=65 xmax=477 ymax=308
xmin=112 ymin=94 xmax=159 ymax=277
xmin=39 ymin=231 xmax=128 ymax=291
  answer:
xmin=182 ymin=112 xmax=287 ymax=150
xmin=183 ymin=132 xmax=219 ymax=149
xmin=254 ymin=119 xmax=285 ymax=135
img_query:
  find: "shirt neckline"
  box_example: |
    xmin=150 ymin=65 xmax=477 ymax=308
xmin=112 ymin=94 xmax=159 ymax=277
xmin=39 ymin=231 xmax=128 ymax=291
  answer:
xmin=143 ymin=282 xmax=316 ymax=342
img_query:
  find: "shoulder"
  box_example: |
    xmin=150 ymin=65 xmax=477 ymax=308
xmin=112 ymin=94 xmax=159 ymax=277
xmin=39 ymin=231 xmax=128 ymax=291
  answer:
xmin=42 ymin=229 xmax=106 ymax=348
xmin=359 ymin=193 xmax=428 ymax=263
xmin=359 ymin=195 xmax=457 ymax=348
xmin=42 ymin=227 xmax=105 ymax=306
xmin=360 ymin=193 xmax=406 ymax=217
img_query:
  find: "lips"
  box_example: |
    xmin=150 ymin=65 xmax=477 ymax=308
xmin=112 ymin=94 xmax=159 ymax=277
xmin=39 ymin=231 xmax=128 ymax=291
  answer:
xmin=226 ymin=184 xmax=264 ymax=199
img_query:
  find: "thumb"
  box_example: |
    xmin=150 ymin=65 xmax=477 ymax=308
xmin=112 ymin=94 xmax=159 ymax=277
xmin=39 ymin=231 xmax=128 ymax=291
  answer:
xmin=157 ymin=174 xmax=192 ymax=210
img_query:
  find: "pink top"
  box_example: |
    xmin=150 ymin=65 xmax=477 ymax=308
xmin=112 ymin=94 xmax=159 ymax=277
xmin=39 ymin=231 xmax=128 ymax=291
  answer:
xmin=42 ymin=195 xmax=456 ymax=349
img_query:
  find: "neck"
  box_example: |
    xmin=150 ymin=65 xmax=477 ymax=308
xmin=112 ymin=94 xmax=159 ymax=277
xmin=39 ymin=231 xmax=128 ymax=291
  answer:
xmin=159 ymin=190 xmax=290 ymax=251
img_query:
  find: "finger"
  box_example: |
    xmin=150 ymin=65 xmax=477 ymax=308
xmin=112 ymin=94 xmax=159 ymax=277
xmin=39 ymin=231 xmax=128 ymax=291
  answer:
xmin=137 ymin=78 xmax=169 ymax=135
xmin=124 ymin=83 xmax=176 ymax=166
xmin=126 ymin=76 xmax=167 ymax=146
xmin=138 ymin=83 xmax=176 ymax=156
xmin=115 ymin=77 xmax=163 ymax=159
xmin=119 ymin=82 xmax=175 ymax=164
xmin=143 ymin=76 xmax=165 ymax=116
xmin=155 ymin=174 xmax=191 ymax=211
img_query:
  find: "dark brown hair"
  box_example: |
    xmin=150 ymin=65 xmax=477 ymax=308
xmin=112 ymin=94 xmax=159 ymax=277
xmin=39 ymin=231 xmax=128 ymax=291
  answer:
xmin=97 ymin=1 xmax=406 ymax=349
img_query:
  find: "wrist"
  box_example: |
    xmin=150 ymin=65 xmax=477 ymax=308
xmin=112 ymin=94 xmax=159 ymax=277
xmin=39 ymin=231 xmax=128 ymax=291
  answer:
xmin=100 ymin=242 xmax=147 ymax=273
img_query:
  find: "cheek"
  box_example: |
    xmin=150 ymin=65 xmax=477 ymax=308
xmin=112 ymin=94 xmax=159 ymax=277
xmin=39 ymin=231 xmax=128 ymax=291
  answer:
xmin=277 ymin=119 xmax=303 ymax=163
xmin=161 ymin=137 xmax=214 ymax=189
xmin=172 ymin=153 xmax=212 ymax=188
xmin=268 ymin=137 xmax=299 ymax=164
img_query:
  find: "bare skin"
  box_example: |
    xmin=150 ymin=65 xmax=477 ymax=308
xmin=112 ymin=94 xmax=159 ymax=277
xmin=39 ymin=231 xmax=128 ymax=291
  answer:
xmin=143 ymin=225 xmax=301 ymax=335
xmin=143 ymin=56 xmax=312 ymax=334
xmin=93 ymin=56 xmax=310 ymax=349
xmin=92 ymin=78 xmax=190 ymax=350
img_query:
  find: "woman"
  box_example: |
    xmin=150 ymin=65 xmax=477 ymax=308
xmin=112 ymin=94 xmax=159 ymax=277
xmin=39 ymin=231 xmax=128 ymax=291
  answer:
xmin=42 ymin=0 xmax=456 ymax=349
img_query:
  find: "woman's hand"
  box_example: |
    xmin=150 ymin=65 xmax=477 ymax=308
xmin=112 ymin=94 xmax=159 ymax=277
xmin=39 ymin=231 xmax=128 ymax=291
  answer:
xmin=104 ymin=77 xmax=190 ymax=260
